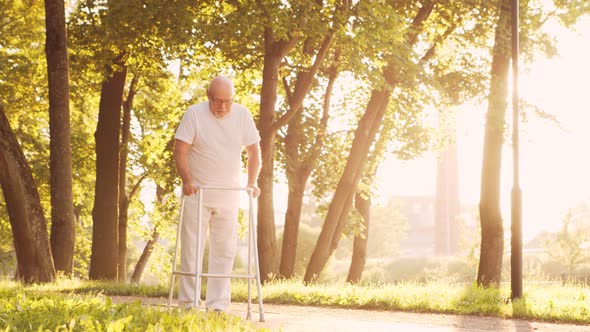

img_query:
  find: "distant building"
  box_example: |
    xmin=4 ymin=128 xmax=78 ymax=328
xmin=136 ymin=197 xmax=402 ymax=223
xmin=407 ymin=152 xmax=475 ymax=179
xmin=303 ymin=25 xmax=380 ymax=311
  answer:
xmin=396 ymin=195 xmax=436 ymax=256
xmin=394 ymin=195 xmax=473 ymax=257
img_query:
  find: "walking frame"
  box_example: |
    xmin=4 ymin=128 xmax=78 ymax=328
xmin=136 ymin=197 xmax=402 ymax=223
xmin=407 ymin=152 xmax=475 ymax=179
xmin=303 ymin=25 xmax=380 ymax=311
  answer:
xmin=167 ymin=185 xmax=265 ymax=322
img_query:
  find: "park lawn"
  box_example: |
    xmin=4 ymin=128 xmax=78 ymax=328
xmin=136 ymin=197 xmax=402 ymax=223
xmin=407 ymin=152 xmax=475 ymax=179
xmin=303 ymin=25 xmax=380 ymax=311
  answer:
xmin=1 ymin=278 xmax=589 ymax=327
xmin=231 ymin=279 xmax=590 ymax=324
xmin=0 ymin=280 xmax=265 ymax=332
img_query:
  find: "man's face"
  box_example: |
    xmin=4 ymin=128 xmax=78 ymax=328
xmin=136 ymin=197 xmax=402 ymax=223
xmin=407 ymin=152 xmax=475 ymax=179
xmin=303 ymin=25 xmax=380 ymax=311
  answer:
xmin=208 ymin=88 xmax=233 ymax=119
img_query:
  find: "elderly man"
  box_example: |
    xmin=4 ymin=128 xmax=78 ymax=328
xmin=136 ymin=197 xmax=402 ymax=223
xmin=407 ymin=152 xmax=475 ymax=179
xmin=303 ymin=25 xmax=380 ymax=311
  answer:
xmin=173 ymin=76 xmax=261 ymax=312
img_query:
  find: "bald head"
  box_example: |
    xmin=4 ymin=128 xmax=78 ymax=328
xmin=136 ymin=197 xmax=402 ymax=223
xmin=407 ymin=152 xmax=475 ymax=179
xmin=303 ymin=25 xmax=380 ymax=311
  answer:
xmin=208 ymin=76 xmax=235 ymax=97
xmin=207 ymin=76 xmax=235 ymax=119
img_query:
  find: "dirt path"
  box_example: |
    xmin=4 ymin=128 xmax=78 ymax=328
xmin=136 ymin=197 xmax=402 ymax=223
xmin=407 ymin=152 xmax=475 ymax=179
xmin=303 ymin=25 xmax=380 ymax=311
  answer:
xmin=110 ymin=296 xmax=589 ymax=332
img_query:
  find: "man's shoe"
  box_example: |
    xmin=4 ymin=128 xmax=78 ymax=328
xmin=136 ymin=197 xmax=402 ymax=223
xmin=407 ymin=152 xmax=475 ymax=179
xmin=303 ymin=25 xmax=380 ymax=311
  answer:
xmin=178 ymin=301 xmax=194 ymax=311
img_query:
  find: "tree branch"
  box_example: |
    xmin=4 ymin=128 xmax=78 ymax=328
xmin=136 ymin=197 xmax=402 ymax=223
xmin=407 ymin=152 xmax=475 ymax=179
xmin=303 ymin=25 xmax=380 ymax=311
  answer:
xmin=420 ymin=21 xmax=459 ymax=64
xmin=282 ymin=76 xmax=292 ymax=105
xmin=270 ymin=8 xmax=342 ymax=133
xmin=123 ymin=74 xmax=140 ymax=113
xmin=304 ymin=50 xmax=340 ymax=168
xmin=128 ymin=174 xmax=148 ymax=200
xmin=406 ymin=1 xmax=436 ymax=45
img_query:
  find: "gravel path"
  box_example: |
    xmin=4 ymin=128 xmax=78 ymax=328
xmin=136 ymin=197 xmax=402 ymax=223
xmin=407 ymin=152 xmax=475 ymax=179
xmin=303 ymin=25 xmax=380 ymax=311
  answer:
xmin=110 ymin=296 xmax=590 ymax=332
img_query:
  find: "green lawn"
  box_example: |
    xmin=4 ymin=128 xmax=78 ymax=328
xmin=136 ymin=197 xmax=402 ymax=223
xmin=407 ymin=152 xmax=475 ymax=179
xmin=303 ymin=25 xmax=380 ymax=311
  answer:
xmin=1 ymin=278 xmax=589 ymax=330
xmin=0 ymin=279 xmax=265 ymax=331
xmin=231 ymin=279 xmax=590 ymax=324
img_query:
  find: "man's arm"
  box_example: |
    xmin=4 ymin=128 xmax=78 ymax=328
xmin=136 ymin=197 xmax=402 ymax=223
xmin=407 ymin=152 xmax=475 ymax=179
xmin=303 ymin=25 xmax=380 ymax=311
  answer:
xmin=173 ymin=139 xmax=196 ymax=196
xmin=245 ymin=142 xmax=261 ymax=198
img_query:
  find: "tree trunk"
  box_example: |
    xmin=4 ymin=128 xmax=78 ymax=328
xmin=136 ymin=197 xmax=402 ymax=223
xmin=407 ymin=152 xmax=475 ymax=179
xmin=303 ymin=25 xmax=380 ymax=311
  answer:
xmin=279 ymin=170 xmax=306 ymax=279
xmin=257 ymin=28 xmax=285 ymax=283
xmin=304 ymin=89 xmax=390 ymax=283
xmin=130 ymin=229 xmax=159 ymax=284
xmin=118 ymin=75 xmax=139 ymax=282
xmin=257 ymin=67 xmax=280 ymax=282
xmin=347 ymin=191 xmax=370 ymax=284
xmin=44 ymin=0 xmax=75 ymax=275
xmin=477 ymin=0 xmax=511 ymax=287
xmin=279 ymin=56 xmax=338 ymax=279
xmin=89 ymin=63 xmax=127 ymax=280
xmin=278 ymin=96 xmax=305 ymax=279
xmin=0 ymin=107 xmax=55 ymax=283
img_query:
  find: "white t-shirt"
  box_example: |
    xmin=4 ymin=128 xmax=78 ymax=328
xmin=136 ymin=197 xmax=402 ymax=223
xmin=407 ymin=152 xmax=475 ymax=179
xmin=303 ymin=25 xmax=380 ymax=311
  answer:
xmin=174 ymin=102 xmax=260 ymax=208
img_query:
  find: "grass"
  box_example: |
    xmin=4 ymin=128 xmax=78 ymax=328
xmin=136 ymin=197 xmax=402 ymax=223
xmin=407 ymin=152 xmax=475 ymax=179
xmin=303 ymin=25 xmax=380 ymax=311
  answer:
xmin=234 ymin=279 xmax=590 ymax=324
xmin=1 ymin=278 xmax=590 ymax=328
xmin=230 ymin=279 xmax=590 ymax=324
xmin=0 ymin=279 xmax=266 ymax=331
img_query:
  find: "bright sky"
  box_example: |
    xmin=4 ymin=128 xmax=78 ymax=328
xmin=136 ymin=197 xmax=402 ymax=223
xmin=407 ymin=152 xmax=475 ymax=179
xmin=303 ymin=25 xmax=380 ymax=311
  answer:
xmin=376 ymin=17 xmax=590 ymax=240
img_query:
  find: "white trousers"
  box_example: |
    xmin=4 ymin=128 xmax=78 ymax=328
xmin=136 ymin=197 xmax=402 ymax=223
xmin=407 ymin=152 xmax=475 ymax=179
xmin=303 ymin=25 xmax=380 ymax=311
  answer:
xmin=178 ymin=194 xmax=238 ymax=311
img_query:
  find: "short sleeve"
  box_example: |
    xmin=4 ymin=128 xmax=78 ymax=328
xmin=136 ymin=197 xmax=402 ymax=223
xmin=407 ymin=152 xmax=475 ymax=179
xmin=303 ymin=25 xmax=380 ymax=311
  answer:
xmin=242 ymin=109 xmax=261 ymax=147
xmin=174 ymin=107 xmax=196 ymax=144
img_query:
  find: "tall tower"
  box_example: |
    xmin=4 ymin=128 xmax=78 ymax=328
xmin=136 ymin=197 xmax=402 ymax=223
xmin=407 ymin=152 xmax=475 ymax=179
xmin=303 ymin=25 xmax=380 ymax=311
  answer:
xmin=435 ymin=111 xmax=460 ymax=256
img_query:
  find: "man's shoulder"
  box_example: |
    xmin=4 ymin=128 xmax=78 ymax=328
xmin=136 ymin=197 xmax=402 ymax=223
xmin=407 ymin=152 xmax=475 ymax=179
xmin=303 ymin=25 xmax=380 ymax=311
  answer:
xmin=181 ymin=102 xmax=209 ymax=121
xmin=231 ymin=103 xmax=254 ymax=120
xmin=186 ymin=102 xmax=208 ymax=113
xmin=232 ymin=102 xmax=249 ymax=113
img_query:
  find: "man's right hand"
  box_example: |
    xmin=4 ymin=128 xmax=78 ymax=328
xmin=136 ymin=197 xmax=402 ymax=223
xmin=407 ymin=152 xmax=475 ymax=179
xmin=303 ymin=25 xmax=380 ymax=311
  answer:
xmin=182 ymin=183 xmax=197 ymax=196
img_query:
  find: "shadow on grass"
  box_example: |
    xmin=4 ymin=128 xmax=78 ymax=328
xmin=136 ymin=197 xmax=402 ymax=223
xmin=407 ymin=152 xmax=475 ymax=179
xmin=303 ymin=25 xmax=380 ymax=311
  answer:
xmin=453 ymin=284 xmax=533 ymax=331
xmin=512 ymin=298 xmax=534 ymax=332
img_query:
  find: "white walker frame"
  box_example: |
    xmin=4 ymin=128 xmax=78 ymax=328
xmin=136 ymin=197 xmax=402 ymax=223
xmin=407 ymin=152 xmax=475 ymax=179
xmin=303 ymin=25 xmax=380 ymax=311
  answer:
xmin=167 ymin=185 xmax=265 ymax=322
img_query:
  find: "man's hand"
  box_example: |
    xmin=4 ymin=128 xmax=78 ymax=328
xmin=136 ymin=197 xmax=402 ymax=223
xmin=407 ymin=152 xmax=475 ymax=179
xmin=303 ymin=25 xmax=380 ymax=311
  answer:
xmin=182 ymin=183 xmax=197 ymax=196
xmin=248 ymin=184 xmax=260 ymax=198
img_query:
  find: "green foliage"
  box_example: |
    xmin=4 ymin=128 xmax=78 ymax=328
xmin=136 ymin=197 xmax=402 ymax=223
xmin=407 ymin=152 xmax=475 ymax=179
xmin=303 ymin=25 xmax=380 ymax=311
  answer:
xmin=0 ymin=0 xmax=47 ymax=115
xmin=210 ymin=0 xmax=337 ymax=70
xmin=553 ymin=0 xmax=590 ymax=26
xmin=68 ymin=0 xmax=202 ymax=74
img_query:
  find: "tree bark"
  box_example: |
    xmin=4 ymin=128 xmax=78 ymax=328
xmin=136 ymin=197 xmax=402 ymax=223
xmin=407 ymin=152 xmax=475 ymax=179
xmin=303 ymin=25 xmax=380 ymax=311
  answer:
xmin=118 ymin=75 xmax=139 ymax=282
xmin=257 ymin=34 xmax=282 ymax=282
xmin=89 ymin=63 xmax=127 ymax=280
xmin=44 ymin=0 xmax=75 ymax=275
xmin=0 ymin=107 xmax=55 ymax=283
xmin=477 ymin=0 xmax=511 ymax=288
xmin=347 ymin=191 xmax=370 ymax=284
xmin=279 ymin=170 xmax=306 ymax=278
xmin=130 ymin=228 xmax=159 ymax=284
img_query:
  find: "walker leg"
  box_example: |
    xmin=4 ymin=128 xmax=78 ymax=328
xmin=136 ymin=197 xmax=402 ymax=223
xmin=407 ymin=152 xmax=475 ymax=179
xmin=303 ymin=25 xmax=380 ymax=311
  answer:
xmin=168 ymin=195 xmax=186 ymax=310
xmin=194 ymin=189 xmax=203 ymax=310
xmin=249 ymin=193 xmax=265 ymax=322
xmin=247 ymin=192 xmax=253 ymax=320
